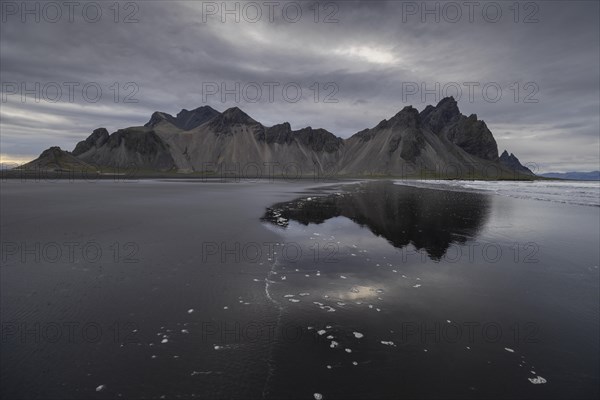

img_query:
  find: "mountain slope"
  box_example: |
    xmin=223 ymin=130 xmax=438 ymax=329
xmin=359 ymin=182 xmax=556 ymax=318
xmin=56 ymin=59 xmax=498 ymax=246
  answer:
xmin=338 ymin=98 xmax=521 ymax=178
xmin=154 ymin=107 xmax=344 ymax=174
xmin=18 ymin=147 xmax=96 ymax=171
xmin=74 ymin=126 xmax=176 ymax=171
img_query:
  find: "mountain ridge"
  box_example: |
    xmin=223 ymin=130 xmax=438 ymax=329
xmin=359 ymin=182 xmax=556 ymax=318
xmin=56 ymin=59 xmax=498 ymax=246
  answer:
xmin=19 ymin=98 xmax=536 ymax=179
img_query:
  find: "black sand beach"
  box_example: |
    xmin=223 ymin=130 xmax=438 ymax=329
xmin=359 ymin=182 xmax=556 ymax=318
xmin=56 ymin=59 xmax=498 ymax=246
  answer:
xmin=1 ymin=180 xmax=598 ymax=399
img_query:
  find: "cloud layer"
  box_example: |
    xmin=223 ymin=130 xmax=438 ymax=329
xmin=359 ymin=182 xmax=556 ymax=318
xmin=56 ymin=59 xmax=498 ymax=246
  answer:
xmin=1 ymin=0 xmax=598 ymax=172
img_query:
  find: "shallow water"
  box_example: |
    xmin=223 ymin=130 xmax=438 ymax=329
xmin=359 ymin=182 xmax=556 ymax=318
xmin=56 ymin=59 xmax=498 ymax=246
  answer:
xmin=1 ymin=180 xmax=598 ymax=399
xmin=395 ymin=179 xmax=600 ymax=207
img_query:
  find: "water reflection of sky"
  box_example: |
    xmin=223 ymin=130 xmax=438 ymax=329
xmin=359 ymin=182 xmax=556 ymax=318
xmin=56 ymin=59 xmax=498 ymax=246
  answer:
xmin=259 ymin=181 xmax=599 ymax=399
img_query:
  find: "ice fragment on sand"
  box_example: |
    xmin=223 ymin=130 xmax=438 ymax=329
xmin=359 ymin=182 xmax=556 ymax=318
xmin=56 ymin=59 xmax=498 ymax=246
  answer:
xmin=340 ymin=275 xmax=347 ymax=279
xmin=317 ymin=330 xmax=327 ymax=335
xmin=345 ymin=348 xmax=352 ymax=353
xmin=353 ymin=332 xmax=364 ymax=339
xmin=314 ymin=393 xmax=323 ymax=400
xmin=352 ymin=361 xmax=358 ymax=366
xmin=413 ymin=284 xmax=421 ymax=288
xmin=96 ymin=385 xmax=106 ymax=392
xmin=380 ymin=341 xmax=396 ymax=346
xmin=330 ymin=341 xmax=339 ymax=348
xmin=187 ymin=309 xmax=194 ymax=314
xmin=528 ymin=376 xmax=547 ymax=384
xmin=181 ymin=329 xmax=189 ymax=334
xmin=288 ymin=298 xmax=300 ymax=303
xmin=161 ymin=338 xmax=168 ymax=344
xmin=504 ymin=347 xmax=515 ymax=353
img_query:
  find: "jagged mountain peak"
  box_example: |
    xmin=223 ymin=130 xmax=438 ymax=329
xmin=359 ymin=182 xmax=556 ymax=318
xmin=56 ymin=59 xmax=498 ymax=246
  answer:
xmin=146 ymin=106 xmax=220 ymax=130
xmin=389 ymin=105 xmax=421 ymax=128
xmin=206 ymin=107 xmax=259 ymax=135
xmin=72 ymin=128 xmax=110 ymax=156
xmin=499 ymin=150 xmax=534 ymax=175
xmin=220 ymin=106 xmax=257 ymax=123
xmin=177 ymin=105 xmax=217 ymax=115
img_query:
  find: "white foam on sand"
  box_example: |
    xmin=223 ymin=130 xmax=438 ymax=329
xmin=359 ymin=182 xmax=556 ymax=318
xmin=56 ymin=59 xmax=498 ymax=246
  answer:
xmin=528 ymin=376 xmax=547 ymax=384
xmin=191 ymin=371 xmax=213 ymax=376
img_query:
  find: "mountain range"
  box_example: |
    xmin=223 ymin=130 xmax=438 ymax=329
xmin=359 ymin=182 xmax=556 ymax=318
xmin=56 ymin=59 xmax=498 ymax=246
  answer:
xmin=18 ymin=97 xmax=535 ymax=179
xmin=540 ymin=171 xmax=600 ymax=181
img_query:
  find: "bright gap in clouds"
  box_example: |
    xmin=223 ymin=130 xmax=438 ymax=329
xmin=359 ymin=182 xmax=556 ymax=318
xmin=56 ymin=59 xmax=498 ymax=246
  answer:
xmin=334 ymin=46 xmax=398 ymax=65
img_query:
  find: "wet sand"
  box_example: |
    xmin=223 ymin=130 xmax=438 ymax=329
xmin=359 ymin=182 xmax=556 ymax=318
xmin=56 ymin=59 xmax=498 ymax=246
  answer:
xmin=1 ymin=180 xmax=598 ymax=399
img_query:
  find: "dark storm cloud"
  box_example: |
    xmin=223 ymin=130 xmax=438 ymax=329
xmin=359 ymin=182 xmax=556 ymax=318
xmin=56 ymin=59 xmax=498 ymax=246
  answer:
xmin=0 ymin=0 xmax=598 ymax=171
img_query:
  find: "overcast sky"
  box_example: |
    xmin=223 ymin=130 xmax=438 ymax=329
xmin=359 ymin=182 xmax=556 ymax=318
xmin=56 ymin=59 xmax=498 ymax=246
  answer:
xmin=1 ymin=0 xmax=598 ymax=172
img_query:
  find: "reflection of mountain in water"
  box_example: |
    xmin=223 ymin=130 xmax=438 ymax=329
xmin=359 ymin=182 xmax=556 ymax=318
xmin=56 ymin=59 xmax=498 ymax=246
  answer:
xmin=262 ymin=181 xmax=490 ymax=260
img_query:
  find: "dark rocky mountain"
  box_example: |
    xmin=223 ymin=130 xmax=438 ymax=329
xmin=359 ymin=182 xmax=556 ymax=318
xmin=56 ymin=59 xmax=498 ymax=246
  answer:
xmin=499 ymin=150 xmax=534 ymax=175
xmin=420 ymin=97 xmax=498 ymax=160
xmin=145 ymin=106 xmax=220 ymax=131
xmin=74 ymin=127 xmax=175 ymax=171
xmin=72 ymin=128 xmax=109 ymax=156
xmin=23 ymin=97 xmax=536 ymax=178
